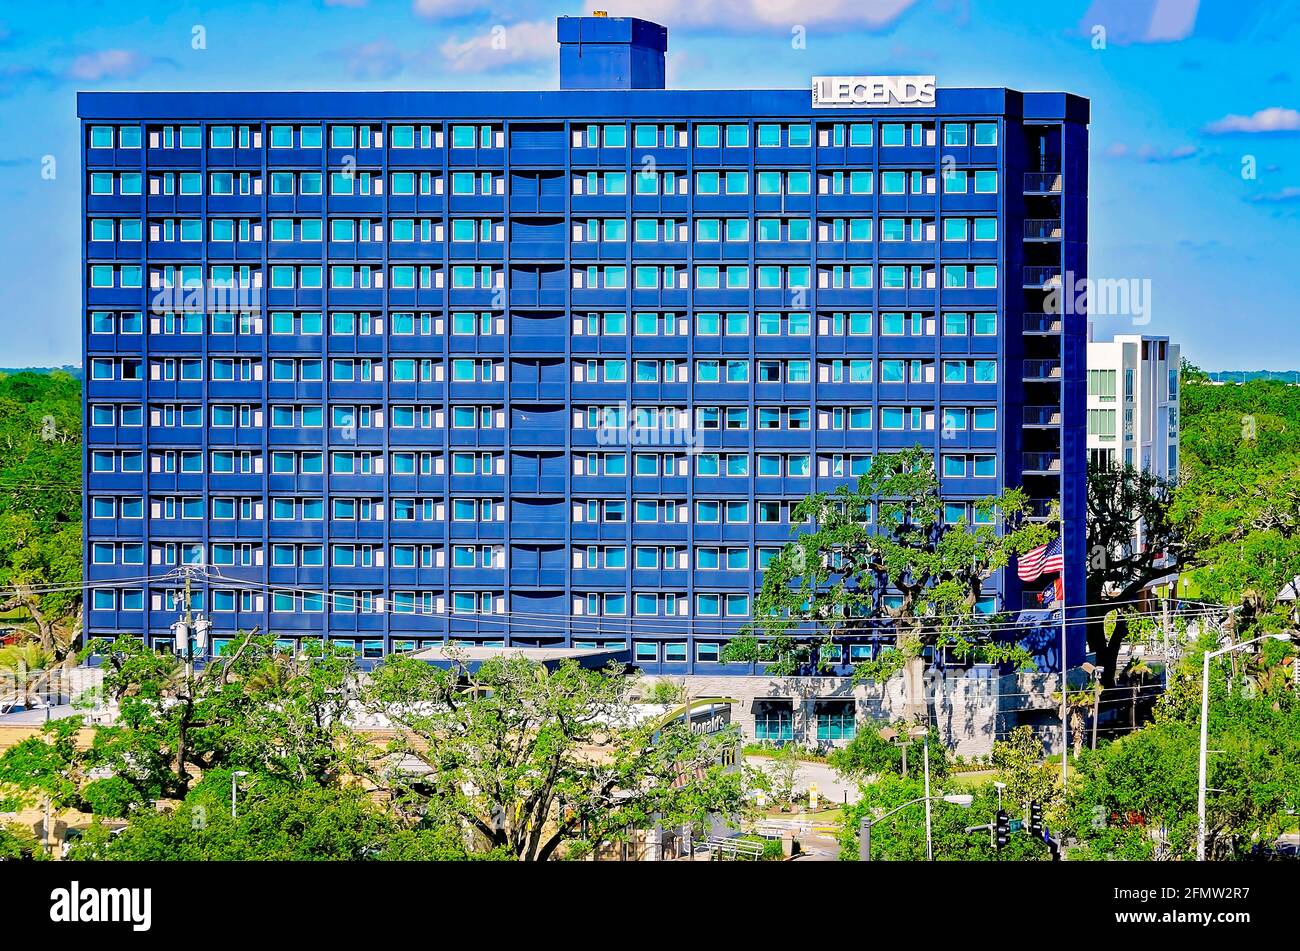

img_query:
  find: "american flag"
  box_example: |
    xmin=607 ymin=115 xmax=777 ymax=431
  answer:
xmin=1018 ymin=536 xmax=1064 ymax=582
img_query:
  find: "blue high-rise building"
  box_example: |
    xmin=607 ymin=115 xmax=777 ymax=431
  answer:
xmin=80 ymin=14 xmax=1087 ymax=674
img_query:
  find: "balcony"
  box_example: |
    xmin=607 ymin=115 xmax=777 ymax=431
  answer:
xmin=1023 ymin=405 xmax=1062 ymax=426
xmin=1024 ymin=498 xmax=1056 ymax=521
xmin=1023 ymin=359 xmax=1062 ymax=381
xmin=1024 ymin=219 xmax=1063 ymax=241
xmin=1024 ymin=172 xmax=1063 ymax=194
xmin=1023 ymin=452 xmax=1061 ymax=474
xmin=1023 ymin=313 xmax=1063 ymax=334
xmin=1023 ymin=266 xmax=1062 ymax=289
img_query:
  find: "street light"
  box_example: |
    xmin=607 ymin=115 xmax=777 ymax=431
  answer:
xmin=908 ymin=725 xmax=934 ymax=861
xmin=1197 ymin=634 xmax=1291 ymax=860
xmin=858 ymin=792 xmax=973 ymax=861
xmin=231 ymin=770 xmax=250 ymax=820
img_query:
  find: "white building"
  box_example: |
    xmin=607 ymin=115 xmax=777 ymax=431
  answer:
xmin=1086 ymin=328 xmax=1180 ymax=480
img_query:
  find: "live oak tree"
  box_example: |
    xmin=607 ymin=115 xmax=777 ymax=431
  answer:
xmin=66 ymin=774 xmax=486 ymax=862
xmin=364 ymin=653 xmax=751 ymax=861
xmin=1084 ymin=462 xmax=1185 ymax=687
xmin=721 ymin=446 xmax=1057 ymax=682
xmin=80 ymin=632 xmax=368 ymax=802
xmin=0 ymin=372 xmax=83 ymax=657
xmin=1170 ymin=370 xmax=1300 ymax=636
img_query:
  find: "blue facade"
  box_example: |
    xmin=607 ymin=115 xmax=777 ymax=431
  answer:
xmin=79 ymin=15 xmax=1087 ymax=673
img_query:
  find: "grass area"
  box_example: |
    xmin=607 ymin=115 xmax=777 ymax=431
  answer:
xmin=1150 ymin=574 xmax=1202 ymax=600
xmin=741 ymin=744 xmax=830 ymax=764
xmin=947 ymin=770 xmax=997 ymax=790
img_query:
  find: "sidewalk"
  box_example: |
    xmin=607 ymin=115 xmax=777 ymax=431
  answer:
xmin=745 ymin=754 xmax=860 ymax=806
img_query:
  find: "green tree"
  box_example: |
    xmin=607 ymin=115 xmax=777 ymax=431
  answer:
xmin=828 ymin=721 xmax=949 ymax=784
xmin=1169 ymin=370 xmax=1300 ymax=636
xmin=365 ymin=653 xmax=752 ymax=861
xmin=0 ymin=821 xmax=46 ymax=861
xmin=1085 ymin=463 xmax=1185 ymax=685
xmin=0 ymin=715 xmax=88 ymax=813
xmin=0 ymin=372 xmax=82 ymax=656
xmin=991 ymin=726 xmax=1062 ymax=823
xmin=66 ymin=773 xmax=489 ymax=862
xmin=838 ymin=773 xmax=1043 ymax=861
xmin=1067 ymin=634 xmax=1299 ymax=860
xmin=722 ymin=446 xmax=1056 ymax=680
xmin=82 ymin=632 xmax=368 ymax=802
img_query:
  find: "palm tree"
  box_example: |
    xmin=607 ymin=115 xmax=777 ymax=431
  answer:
xmin=1052 ymin=687 xmax=1094 ymax=759
xmin=1123 ymin=658 xmax=1154 ymax=730
xmin=0 ymin=643 xmax=56 ymax=712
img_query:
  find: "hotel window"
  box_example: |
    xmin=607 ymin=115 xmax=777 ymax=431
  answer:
xmin=943 ymin=218 xmax=968 ymax=242
xmin=1088 ymin=369 xmax=1117 ymax=401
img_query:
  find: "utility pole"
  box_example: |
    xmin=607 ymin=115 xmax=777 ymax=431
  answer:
xmin=1059 ymin=599 xmax=1069 ymax=791
xmin=184 ymin=566 xmax=195 ymax=681
xmin=1161 ymin=596 xmax=1171 ymax=690
xmin=170 ymin=566 xmax=197 ymax=787
xmin=923 ymin=736 xmax=933 ymax=862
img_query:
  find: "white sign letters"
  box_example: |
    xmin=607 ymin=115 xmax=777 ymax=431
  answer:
xmin=812 ymin=75 xmax=937 ymax=108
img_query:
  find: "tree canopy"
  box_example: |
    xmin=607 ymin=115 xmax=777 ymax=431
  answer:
xmin=0 ymin=371 xmax=82 ymax=656
xmin=722 ymin=446 xmax=1056 ymax=680
xmin=0 ymin=638 xmax=751 ymax=861
xmin=366 ymin=653 xmax=751 ymax=861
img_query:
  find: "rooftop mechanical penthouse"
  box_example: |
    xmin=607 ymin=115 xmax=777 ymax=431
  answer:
xmin=80 ymin=14 xmax=1088 ymax=673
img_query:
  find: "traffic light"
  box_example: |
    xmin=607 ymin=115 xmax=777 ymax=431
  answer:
xmin=1028 ymin=802 xmax=1044 ymax=838
xmin=995 ymin=810 xmax=1010 ymax=850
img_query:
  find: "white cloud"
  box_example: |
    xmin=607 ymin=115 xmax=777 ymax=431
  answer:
xmin=1145 ymin=0 xmax=1200 ymax=41
xmin=1204 ymin=107 xmax=1300 ymax=135
xmin=64 ymin=49 xmax=154 ymax=82
xmin=1079 ymin=0 xmax=1199 ymax=45
xmin=1106 ymin=142 xmax=1200 ymax=162
xmin=414 ymin=0 xmax=486 ymax=17
xmin=581 ymin=0 xmax=920 ymax=30
xmin=439 ymin=20 xmax=556 ymax=73
xmin=1247 ymin=186 xmax=1300 ymax=204
xmin=338 ymin=40 xmax=405 ymax=80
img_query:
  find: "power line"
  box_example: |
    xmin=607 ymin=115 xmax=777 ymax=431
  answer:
xmin=175 ymin=566 xmax=1229 ymax=642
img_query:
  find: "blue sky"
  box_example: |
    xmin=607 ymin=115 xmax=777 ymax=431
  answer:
xmin=0 ymin=0 xmax=1297 ymax=369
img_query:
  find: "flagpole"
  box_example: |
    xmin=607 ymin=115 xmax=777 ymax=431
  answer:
xmin=1060 ymin=574 xmax=1069 ymax=792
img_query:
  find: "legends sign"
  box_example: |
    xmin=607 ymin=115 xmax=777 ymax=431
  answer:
xmin=812 ymin=75 xmax=937 ymax=108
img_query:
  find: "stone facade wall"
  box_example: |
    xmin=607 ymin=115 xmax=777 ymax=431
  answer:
xmin=996 ymin=670 xmax=1069 ymax=755
xmin=646 ymin=666 xmax=1000 ymax=759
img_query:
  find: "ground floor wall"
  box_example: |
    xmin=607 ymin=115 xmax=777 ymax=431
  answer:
xmin=647 ymin=666 xmax=1001 ymax=760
